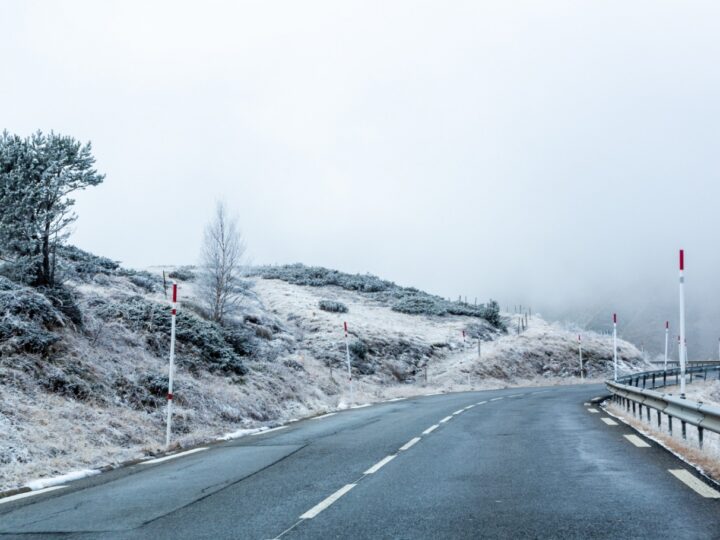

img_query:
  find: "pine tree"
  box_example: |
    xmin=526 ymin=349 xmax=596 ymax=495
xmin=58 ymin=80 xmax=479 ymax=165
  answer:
xmin=0 ymin=131 xmax=105 ymax=287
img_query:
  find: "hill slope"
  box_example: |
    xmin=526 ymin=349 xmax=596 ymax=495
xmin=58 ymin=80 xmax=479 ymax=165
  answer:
xmin=0 ymin=252 xmax=645 ymax=491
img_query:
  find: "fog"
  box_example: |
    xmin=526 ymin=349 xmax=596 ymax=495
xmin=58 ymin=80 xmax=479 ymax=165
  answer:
xmin=2 ymin=1 xmax=720 ymax=355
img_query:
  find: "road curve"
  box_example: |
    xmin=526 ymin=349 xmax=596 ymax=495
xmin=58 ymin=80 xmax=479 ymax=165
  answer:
xmin=1 ymin=384 xmax=719 ymax=539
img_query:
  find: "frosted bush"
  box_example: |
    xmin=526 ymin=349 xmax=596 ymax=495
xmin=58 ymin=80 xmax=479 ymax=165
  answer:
xmin=0 ymin=280 xmax=62 ymax=355
xmin=318 ymin=300 xmax=348 ymax=313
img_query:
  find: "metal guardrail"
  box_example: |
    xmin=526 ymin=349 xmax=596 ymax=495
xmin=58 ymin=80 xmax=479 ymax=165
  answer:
xmin=606 ymin=364 xmax=720 ymax=448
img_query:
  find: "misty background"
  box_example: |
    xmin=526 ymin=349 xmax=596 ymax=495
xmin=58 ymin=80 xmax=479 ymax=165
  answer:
xmin=1 ymin=1 xmax=719 ymax=357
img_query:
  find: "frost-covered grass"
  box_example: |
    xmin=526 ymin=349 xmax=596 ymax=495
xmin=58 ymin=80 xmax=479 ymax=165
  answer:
xmin=606 ymin=393 xmax=720 ymax=482
xmin=0 ymin=252 xmax=647 ymax=493
xmin=250 ymin=264 xmax=503 ymax=326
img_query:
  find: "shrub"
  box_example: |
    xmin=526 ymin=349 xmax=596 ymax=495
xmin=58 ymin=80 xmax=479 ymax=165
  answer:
xmin=94 ymin=295 xmax=247 ymax=376
xmin=318 ymin=300 xmax=348 ymax=313
xmin=125 ymin=271 xmax=161 ymax=293
xmin=57 ymin=245 xmax=120 ymax=278
xmin=349 ymin=339 xmax=368 ymax=359
xmin=391 ymin=295 xmax=447 ymax=316
xmin=168 ymin=266 xmax=196 ymax=282
xmin=0 ymin=279 xmax=62 ymax=355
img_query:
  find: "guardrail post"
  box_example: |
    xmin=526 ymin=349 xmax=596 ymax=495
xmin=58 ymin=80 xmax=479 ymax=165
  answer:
xmin=626 ymin=398 xmax=630 ymax=412
xmin=663 ymin=372 xmax=667 ymax=386
xmin=642 ymin=375 xmax=647 ymax=388
xmin=645 ymin=405 xmax=650 ymax=422
xmin=681 ymin=420 xmax=687 ymax=440
xmin=632 ymin=402 xmax=636 ymax=416
xmin=668 ymin=415 xmax=673 ymax=435
xmin=657 ymin=410 xmax=661 ymax=427
xmin=698 ymin=427 xmax=704 ymax=449
xmin=690 ymin=371 xmax=693 ymax=384
xmin=652 ymin=373 xmax=656 ymax=388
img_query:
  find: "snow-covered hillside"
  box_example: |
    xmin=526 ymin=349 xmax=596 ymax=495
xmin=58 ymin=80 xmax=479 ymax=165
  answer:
xmin=0 ymin=251 xmax=647 ymax=492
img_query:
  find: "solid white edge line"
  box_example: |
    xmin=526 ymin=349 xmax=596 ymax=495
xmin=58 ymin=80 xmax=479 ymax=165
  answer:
xmin=669 ymin=469 xmax=720 ymax=498
xmin=601 ymin=418 xmax=618 ymax=426
xmin=440 ymin=415 xmax=453 ymax=423
xmin=300 ymin=484 xmax=356 ymax=519
xmin=624 ymin=434 xmax=651 ymax=448
xmin=0 ymin=486 xmax=66 ymax=505
xmin=141 ymin=447 xmax=208 ymax=465
xmin=364 ymin=455 xmax=397 ymax=474
xmin=251 ymin=426 xmax=288 ymax=436
xmin=399 ymin=437 xmax=421 ymax=451
xmin=422 ymin=424 xmax=439 ymax=435
xmin=312 ymin=413 xmax=337 ymax=420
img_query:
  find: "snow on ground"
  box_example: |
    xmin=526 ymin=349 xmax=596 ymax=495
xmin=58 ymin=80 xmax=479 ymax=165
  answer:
xmin=0 ymin=270 xmax=645 ymax=493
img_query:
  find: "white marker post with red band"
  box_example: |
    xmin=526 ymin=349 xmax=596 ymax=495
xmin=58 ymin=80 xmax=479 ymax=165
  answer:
xmin=578 ymin=334 xmax=583 ymax=381
xmin=165 ymin=282 xmax=178 ymax=448
xmin=678 ymin=249 xmax=686 ymax=398
xmin=344 ymin=321 xmax=353 ymax=405
xmin=664 ymin=321 xmax=669 ymax=371
xmin=613 ymin=313 xmax=618 ymax=382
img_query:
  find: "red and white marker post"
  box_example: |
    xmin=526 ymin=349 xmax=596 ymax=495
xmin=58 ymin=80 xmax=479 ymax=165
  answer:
xmin=165 ymin=282 xmax=178 ymax=448
xmin=678 ymin=250 xmax=687 ymax=398
xmin=664 ymin=321 xmax=669 ymax=371
xmin=578 ymin=334 xmax=583 ymax=381
xmin=344 ymin=321 xmax=353 ymax=405
xmin=612 ymin=313 xmax=618 ymax=382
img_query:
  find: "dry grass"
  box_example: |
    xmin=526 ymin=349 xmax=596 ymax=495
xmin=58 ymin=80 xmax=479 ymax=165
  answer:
xmin=606 ymin=402 xmax=720 ymax=482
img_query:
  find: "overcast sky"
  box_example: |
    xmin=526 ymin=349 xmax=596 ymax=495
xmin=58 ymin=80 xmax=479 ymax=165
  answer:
xmin=2 ymin=1 xmax=720 ymax=350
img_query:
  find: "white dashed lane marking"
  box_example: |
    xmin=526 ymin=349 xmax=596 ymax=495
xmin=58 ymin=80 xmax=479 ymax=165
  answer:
xmin=490 ymin=397 xmax=503 ymax=402
xmin=299 ymin=484 xmax=356 ymax=519
xmin=476 ymin=401 xmax=487 ymax=405
xmin=399 ymin=437 xmax=421 ymax=451
xmin=422 ymin=424 xmax=439 ymax=435
xmin=624 ymin=434 xmax=651 ymax=448
xmin=587 ymin=408 xmax=600 ymax=413
xmin=601 ymin=418 xmax=618 ymax=426
xmin=669 ymin=469 xmax=720 ymax=498
xmin=364 ymin=455 xmax=396 ymax=475
xmin=440 ymin=416 xmax=453 ymax=423
xmin=452 ymin=409 xmax=464 ymax=415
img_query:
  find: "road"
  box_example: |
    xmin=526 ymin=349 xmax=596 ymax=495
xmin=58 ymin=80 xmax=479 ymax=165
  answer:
xmin=1 ymin=384 xmax=719 ymax=539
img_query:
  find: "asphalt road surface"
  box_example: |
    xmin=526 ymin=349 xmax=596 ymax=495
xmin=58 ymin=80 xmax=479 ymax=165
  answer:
xmin=2 ymin=384 xmax=720 ymax=539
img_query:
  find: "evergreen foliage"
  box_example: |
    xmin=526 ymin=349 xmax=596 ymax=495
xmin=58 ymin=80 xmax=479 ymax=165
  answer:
xmin=318 ymin=299 xmax=348 ymax=313
xmin=0 ymin=131 xmax=104 ymax=287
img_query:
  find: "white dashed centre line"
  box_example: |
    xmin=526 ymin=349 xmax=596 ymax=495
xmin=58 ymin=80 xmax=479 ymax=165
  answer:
xmin=587 ymin=408 xmax=600 ymax=413
xmin=300 ymin=484 xmax=356 ymax=519
xmin=490 ymin=397 xmax=503 ymax=402
xmin=440 ymin=416 xmax=453 ymax=423
xmin=422 ymin=424 xmax=439 ymax=435
xmin=601 ymin=418 xmax=618 ymax=426
xmin=142 ymin=447 xmax=208 ymax=465
xmin=0 ymin=486 xmax=66 ymax=505
xmin=624 ymin=434 xmax=651 ymax=448
xmin=669 ymin=470 xmax=720 ymax=498
xmin=452 ymin=409 xmax=464 ymax=415
xmin=476 ymin=401 xmax=487 ymax=405
xmin=364 ymin=455 xmax=396 ymax=474
xmin=399 ymin=437 xmax=421 ymax=451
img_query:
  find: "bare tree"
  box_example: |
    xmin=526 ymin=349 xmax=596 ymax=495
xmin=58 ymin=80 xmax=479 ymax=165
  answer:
xmin=199 ymin=202 xmax=246 ymax=324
